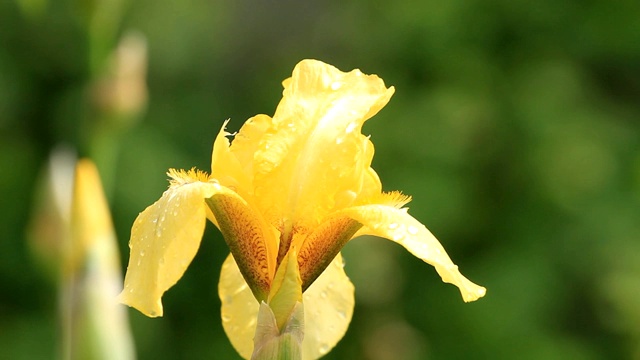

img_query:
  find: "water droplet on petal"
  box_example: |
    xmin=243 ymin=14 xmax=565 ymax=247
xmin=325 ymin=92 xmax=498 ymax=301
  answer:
xmin=320 ymin=290 xmax=327 ymax=298
xmin=392 ymin=233 xmax=404 ymax=241
xmin=319 ymin=343 xmax=330 ymax=354
xmin=335 ymin=137 xmax=344 ymax=145
xmin=388 ymin=223 xmax=399 ymax=230
xmin=345 ymin=121 xmax=357 ymax=134
xmin=140 ymin=250 xmax=145 ymax=257
xmin=407 ymin=225 xmax=419 ymax=235
xmin=330 ymin=81 xmax=342 ymax=90
xmin=222 ymin=314 xmax=231 ymax=322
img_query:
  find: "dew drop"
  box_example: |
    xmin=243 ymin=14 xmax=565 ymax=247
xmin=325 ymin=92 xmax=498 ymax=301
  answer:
xmin=155 ymin=227 xmax=163 ymax=237
xmin=319 ymin=343 xmax=330 ymax=354
xmin=140 ymin=250 xmax=145 ymax=257
xmin=330 ymin=81 xmax=342 ymax=90
xmin=320 ymin=290 xmax=327 ymax=299
xmin=388 ymin=223 xmax=399 ymax=230
xmin=222 ymin=314 xmax=231 ymax=322
xmin=407 ymin=225 xmax=419 ymax=235
xmin=392 ymin=233 xmax=404 ymax=241
xmin=345 ymin=122 xmax=357 ymax=134
xmin=335 ymin=137 xmax=344 ymax=145
xmin=337 ymin=310 xmax=347 ymax=319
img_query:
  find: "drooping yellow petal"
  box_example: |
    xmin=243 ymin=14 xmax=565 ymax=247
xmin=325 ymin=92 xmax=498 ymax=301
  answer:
xmin=205 ymin=187 xmax=277 ymax=302
xmin=219 ymin=255 xmax=260 ymax=360
xmin=119 ymin=172 xmax=221 ymax=317
xmin=219 ymin=253 xmax=355 ymax=360
xmin=252 ymin=59 xmax=395 ymax=231
xmin=340 ymin=205 xmax=486 ymax=302
xmin=300 ymin=253 xmax=355 ymax=360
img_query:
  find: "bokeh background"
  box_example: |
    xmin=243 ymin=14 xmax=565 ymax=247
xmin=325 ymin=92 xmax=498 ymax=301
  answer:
xmin=1 ymin=0 xmax=639 ymax=359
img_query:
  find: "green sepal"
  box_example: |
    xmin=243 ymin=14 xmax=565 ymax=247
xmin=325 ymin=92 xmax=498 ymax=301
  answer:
xmin=251 ymin=301 xmax=304 ymax=360
xmin=268 ymin=249 xmax=303 ymax=331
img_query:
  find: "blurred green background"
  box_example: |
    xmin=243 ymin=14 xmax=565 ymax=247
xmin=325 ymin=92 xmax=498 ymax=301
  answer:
xmin=1 ymin=0 xmax=640 ymax=359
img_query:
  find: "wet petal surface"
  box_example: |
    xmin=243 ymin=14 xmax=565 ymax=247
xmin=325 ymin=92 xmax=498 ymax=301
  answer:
xmin=119 ymin=175 xmax=219 ymax=317
xmin=341 ymin=204 xmax=486 ymax=302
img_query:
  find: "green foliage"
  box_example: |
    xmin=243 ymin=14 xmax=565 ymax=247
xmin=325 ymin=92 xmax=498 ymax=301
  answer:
xmin=1 ymin=0 xmax=639 ymax=358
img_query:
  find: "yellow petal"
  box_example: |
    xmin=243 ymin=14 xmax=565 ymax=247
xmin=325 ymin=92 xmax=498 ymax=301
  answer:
xmin=210 ymin=120 xmax=251 ymax=195
xmin=340 ymin=205 xmax=487 ymax=302
xmin=230 ymin=114 xmax=273 ymax=172
xmin=219 ymin=253 xmax=355 ymax=360
xmin=219 ymin=254 xmax=259 ymax=360
xmin=300 ymin=252 xmax=355 ymax=360
xmin=252 ymin=59 xmax=395 ymax=231
xmin=205 ymin=188 xmax=277 ymax=302
xmin=118 ymin=175 xmax=220 ymax=317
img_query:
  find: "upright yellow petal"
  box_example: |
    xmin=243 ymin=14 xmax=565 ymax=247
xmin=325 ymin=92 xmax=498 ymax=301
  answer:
xmin=340 ymin=205 xmax=486 ymax=302
xmin=219 ymin=253 xmax=355 ymax=360
xmin=119 ymin=174 xmax=220 ymax=317
xmin=230 ymin=114 xmax=273 ymax=174
xmin=252 ymin=59 xmax=395 ymax=231
xmin=210 ymin=120 xmax=251 ymax=195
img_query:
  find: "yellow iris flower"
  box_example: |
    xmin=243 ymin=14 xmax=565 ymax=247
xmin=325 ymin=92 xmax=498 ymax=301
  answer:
xmin=119 ymin=59 xmax=486 ymax=359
